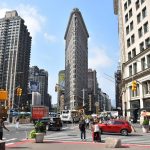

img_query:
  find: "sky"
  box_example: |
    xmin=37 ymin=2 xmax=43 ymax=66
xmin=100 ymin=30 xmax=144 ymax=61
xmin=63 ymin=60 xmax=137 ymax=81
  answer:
xmin=0 ymin=0 xmax=119 ymax=106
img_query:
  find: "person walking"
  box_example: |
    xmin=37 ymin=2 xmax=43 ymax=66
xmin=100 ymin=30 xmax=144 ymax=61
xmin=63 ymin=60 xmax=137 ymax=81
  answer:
xmin=85 ymin=118 xmax=90 ymax=129
xmin=15 ymin=117 xmax=19 ymax=129
xmin=0 ymin=118 xmax=9 ymax=140
xmin=79 ymin=118 xmax=86 ymax=141
xmin=91 ymin=121 xmax=101 ymax=142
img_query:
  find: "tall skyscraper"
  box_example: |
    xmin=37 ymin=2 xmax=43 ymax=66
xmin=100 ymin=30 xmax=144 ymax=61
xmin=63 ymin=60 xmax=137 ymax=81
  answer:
xmin=115 ymin=62 xmax=122 ymax=115
xmin=29 ymin=66 xmax=48 ymax=106
xmin=88 ymin=69 xmax=97 ymax=113
xmin=114 ymin=0 xmax=150 ymax=118
xmin=0 ymin=10 xmax=31 ymax=108
xmin=64 ymin=8 xmax=89 ymax=110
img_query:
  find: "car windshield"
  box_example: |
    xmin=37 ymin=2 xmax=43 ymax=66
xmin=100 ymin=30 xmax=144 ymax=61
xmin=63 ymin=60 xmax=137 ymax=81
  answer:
xmin=107 ymin=120 xmax=114 ymax=125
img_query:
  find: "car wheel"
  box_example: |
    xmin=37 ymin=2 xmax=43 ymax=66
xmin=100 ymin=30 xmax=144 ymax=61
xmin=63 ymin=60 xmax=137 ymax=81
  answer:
xmin=121 ymin=129 xmax=128 ymax=136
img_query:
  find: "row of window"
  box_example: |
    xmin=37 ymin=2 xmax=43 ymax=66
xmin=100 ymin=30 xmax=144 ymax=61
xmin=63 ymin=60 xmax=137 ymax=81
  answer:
xmin=128 ymin=48 xmax=136 ymax=60
xmin=137 ymin=7 xmax=147 ymax=24
xmin=138 ymin=21 xmax=148 ymax=38
xmin=129 ymin=53 xmax=150 ymax=76
xmin=124 ymin=0 xmax=145 ymax=12
xmin=139 ymin=37 xmax=150 ymax=51
xmin=127 ymin=34 xmax=135 ymax=47
xmin=127 ymin=36 xmax=150 ymax=57
xmin=125 ymin=6 xmax=147 ymax=24
xmin=124 ymin=0 xmax=131 ymax=11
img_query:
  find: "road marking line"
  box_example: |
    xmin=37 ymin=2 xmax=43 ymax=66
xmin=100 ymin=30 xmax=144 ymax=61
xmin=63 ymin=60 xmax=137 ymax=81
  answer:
xmin=4 ymin=138 xmax=17 ymax=142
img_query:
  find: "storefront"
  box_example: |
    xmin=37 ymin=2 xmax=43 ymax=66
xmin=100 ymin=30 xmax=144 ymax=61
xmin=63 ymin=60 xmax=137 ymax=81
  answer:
xmin=143 ymin=99 xmax=150 ymax=111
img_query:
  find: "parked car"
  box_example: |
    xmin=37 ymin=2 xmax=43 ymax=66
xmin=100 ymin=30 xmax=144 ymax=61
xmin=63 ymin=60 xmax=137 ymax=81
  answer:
xmin=98 ymin=119 xmax=132 ymax=136
xmin=48 ymin=117 xmax=62 ymax=131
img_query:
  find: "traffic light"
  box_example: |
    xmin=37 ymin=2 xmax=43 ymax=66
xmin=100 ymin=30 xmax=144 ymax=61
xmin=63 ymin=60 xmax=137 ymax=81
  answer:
xmin=17 ymin=88 xmax=22 ymax=96
xmin=132 ymin=80 xmax=137 ymax=91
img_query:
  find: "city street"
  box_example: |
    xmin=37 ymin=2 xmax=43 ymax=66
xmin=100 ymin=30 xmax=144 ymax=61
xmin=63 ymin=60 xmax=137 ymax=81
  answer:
xmin=3 ymin=123 xmax=150 ymax=148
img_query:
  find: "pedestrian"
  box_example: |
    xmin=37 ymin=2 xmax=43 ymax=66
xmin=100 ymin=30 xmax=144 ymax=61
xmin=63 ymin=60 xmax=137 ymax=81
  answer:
xmin=91 ymin=121 xmax=101 ymax=142
xmin=79 ymin=118 xmax=86 ymax=141
xmin=15 ymin=117 xmax=19 ymax=129
xmin=85 ymin=118 xmax=90 ymax=129
xmin=0 ymin=118 xmax=9 ymax=140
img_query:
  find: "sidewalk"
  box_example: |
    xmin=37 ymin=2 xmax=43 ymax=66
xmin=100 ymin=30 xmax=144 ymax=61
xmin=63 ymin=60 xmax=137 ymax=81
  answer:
xmin=6 ymin=139 xmax=150 ymax=150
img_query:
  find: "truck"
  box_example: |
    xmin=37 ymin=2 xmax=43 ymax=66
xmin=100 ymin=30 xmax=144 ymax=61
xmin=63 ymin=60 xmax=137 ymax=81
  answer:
xmin=31 ymin=105 xmax=49 ymax=124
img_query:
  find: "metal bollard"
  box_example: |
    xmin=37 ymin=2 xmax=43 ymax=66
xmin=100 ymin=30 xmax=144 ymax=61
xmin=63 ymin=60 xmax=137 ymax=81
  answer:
xmin=0 ymin=140 xmax=5 ymax=150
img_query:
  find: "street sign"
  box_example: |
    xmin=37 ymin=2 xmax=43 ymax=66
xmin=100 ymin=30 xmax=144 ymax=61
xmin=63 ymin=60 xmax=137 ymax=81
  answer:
xmin=0 ymin=90 xmax=8 ymax=101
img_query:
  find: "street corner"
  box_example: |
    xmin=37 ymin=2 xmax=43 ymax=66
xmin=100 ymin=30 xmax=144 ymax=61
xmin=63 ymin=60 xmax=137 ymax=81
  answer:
xmin=6 ymin=139 xmax=33 ymax=149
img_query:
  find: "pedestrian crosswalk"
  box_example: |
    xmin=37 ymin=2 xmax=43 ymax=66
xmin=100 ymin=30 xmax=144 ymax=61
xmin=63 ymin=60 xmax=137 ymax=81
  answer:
xmin=44 ymin=128 xmax=150 ymax=145
xmin=3 ymin=124 xmax=150 ymax=146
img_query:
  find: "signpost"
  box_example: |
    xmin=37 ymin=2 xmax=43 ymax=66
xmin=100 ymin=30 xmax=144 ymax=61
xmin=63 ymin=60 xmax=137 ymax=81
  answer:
xmin=0 ymin=90 xmax=8 ymax=101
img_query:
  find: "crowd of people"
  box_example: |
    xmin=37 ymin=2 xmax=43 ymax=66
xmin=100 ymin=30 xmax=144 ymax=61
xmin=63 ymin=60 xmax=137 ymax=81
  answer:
xmin=79 ymin=117 xmax=101 ymax=142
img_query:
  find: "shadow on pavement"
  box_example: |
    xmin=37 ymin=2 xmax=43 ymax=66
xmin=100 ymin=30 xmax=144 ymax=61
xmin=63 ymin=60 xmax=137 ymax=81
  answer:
xmin=7 ymin=147 xmax=30 ymax=149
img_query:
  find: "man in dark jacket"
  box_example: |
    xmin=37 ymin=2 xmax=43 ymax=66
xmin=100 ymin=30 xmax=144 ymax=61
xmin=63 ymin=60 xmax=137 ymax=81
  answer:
xmin=0 ymin=118 xmax=9 ymax=140
xmin=79 ymin=119 xmax=86 ymax=141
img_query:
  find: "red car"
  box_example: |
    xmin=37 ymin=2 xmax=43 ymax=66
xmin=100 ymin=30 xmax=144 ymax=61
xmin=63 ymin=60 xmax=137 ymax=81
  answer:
xmin=98 ymin=119 xmax=132 ymax=136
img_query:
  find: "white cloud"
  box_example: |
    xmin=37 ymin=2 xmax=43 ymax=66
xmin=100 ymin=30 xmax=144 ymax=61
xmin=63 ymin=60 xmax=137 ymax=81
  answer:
xmin=44 ymin=32 xmax=57 ymax=43
xmin=89 ymin=47 xmax=112 ymax=69
xmin=0 ymin=4 xmax=46 ymax=40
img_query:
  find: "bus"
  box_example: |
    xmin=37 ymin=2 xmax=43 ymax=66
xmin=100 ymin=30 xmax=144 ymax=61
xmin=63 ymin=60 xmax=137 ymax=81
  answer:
xmin=60 ymin=110 xmax=80 ymax=123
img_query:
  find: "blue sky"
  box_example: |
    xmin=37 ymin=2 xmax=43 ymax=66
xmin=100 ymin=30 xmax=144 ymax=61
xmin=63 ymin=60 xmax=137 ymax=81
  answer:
xmin=0 ymin=0 xmax=119 ymax=106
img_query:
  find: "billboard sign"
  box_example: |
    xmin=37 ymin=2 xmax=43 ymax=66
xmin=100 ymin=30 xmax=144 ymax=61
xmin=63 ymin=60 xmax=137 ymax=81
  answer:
xmin=28 ymin=81 xmax=40 ymax=93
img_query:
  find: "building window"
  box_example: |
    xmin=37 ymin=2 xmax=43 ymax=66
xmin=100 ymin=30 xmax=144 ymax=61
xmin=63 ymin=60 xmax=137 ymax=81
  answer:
xmin=129 ymin=65 xmax=132 ymax=76
xmin=137 ymin=13 xmax=141 ymax=24
xmin=124 ymin=2 xmax=127 ymax=11
xmin=141 ymin=0 xmax=145 ymax=4
xmin=128 ymin=51 xmax=132 ymax=60
xmin=128 ymin=0 xmax=131 ymax=6
xmin=129 ymin=9 xmax=133 ymax=18
xmin=147 ymin=54 xmax=150 ymax=68
xmin=138 ymin=27 xmax=143 ymax=38
xmin=143 ymin=81 xmax=150 ymax=95
xmin=132 ymin=48 xmax=136 ymax=57
xmin=133 ymin=62 xmax=137 ymax=74
xmin=141 ymin=57 xmax=146 ymax=70
xmin=139 ymin=42 xmax=144 ymax=51
xmin=135 ymin=0 xmax=140 ymax=10
xmin=135 ymin=84 xmax=140 ymax=96
xmin=127 ymin=38 xmax=131 ymax=47
xmin=145 ymin=37 xmax=150 ymax=49
xmin=144 ymin=22 xmax=148 ymax=33
xmin=142 ymin=7 xmax=147 ymax=19
xmin=131 ymin=34 xmax=135 ymax=44
xmin=130 ymin=21 xmax=134 ymax=31
xmin=125 ymin=14 xmax=128 ymax=23
xmin=126 ymin=26 xmax=129 ymax=34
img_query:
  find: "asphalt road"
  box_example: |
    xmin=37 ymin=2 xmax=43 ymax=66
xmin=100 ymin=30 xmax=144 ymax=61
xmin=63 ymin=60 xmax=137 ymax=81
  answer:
xmin=3 ymin=123 xmax=150 ymax=146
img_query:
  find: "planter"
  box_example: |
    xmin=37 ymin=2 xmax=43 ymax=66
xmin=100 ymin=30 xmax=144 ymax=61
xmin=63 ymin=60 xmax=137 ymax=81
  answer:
xmin=35 ymin=133 xmax=45 ymax=143
xmin=142 ymin=125 xmax=149 ymax=133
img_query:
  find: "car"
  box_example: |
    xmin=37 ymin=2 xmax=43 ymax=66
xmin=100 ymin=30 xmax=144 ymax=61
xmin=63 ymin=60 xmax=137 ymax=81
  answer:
xmin=34 ymin=117 xmax=50 ymax=126
xmin=48 ymin=117 xmax=62 ymax=131
xmin=98 ymin=119 xmax=132 ymax=136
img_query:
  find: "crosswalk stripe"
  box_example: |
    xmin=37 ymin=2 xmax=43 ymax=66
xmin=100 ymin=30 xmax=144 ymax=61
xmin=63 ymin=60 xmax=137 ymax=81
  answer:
xmin=4 ymin=138 xmax=17 ymax=142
